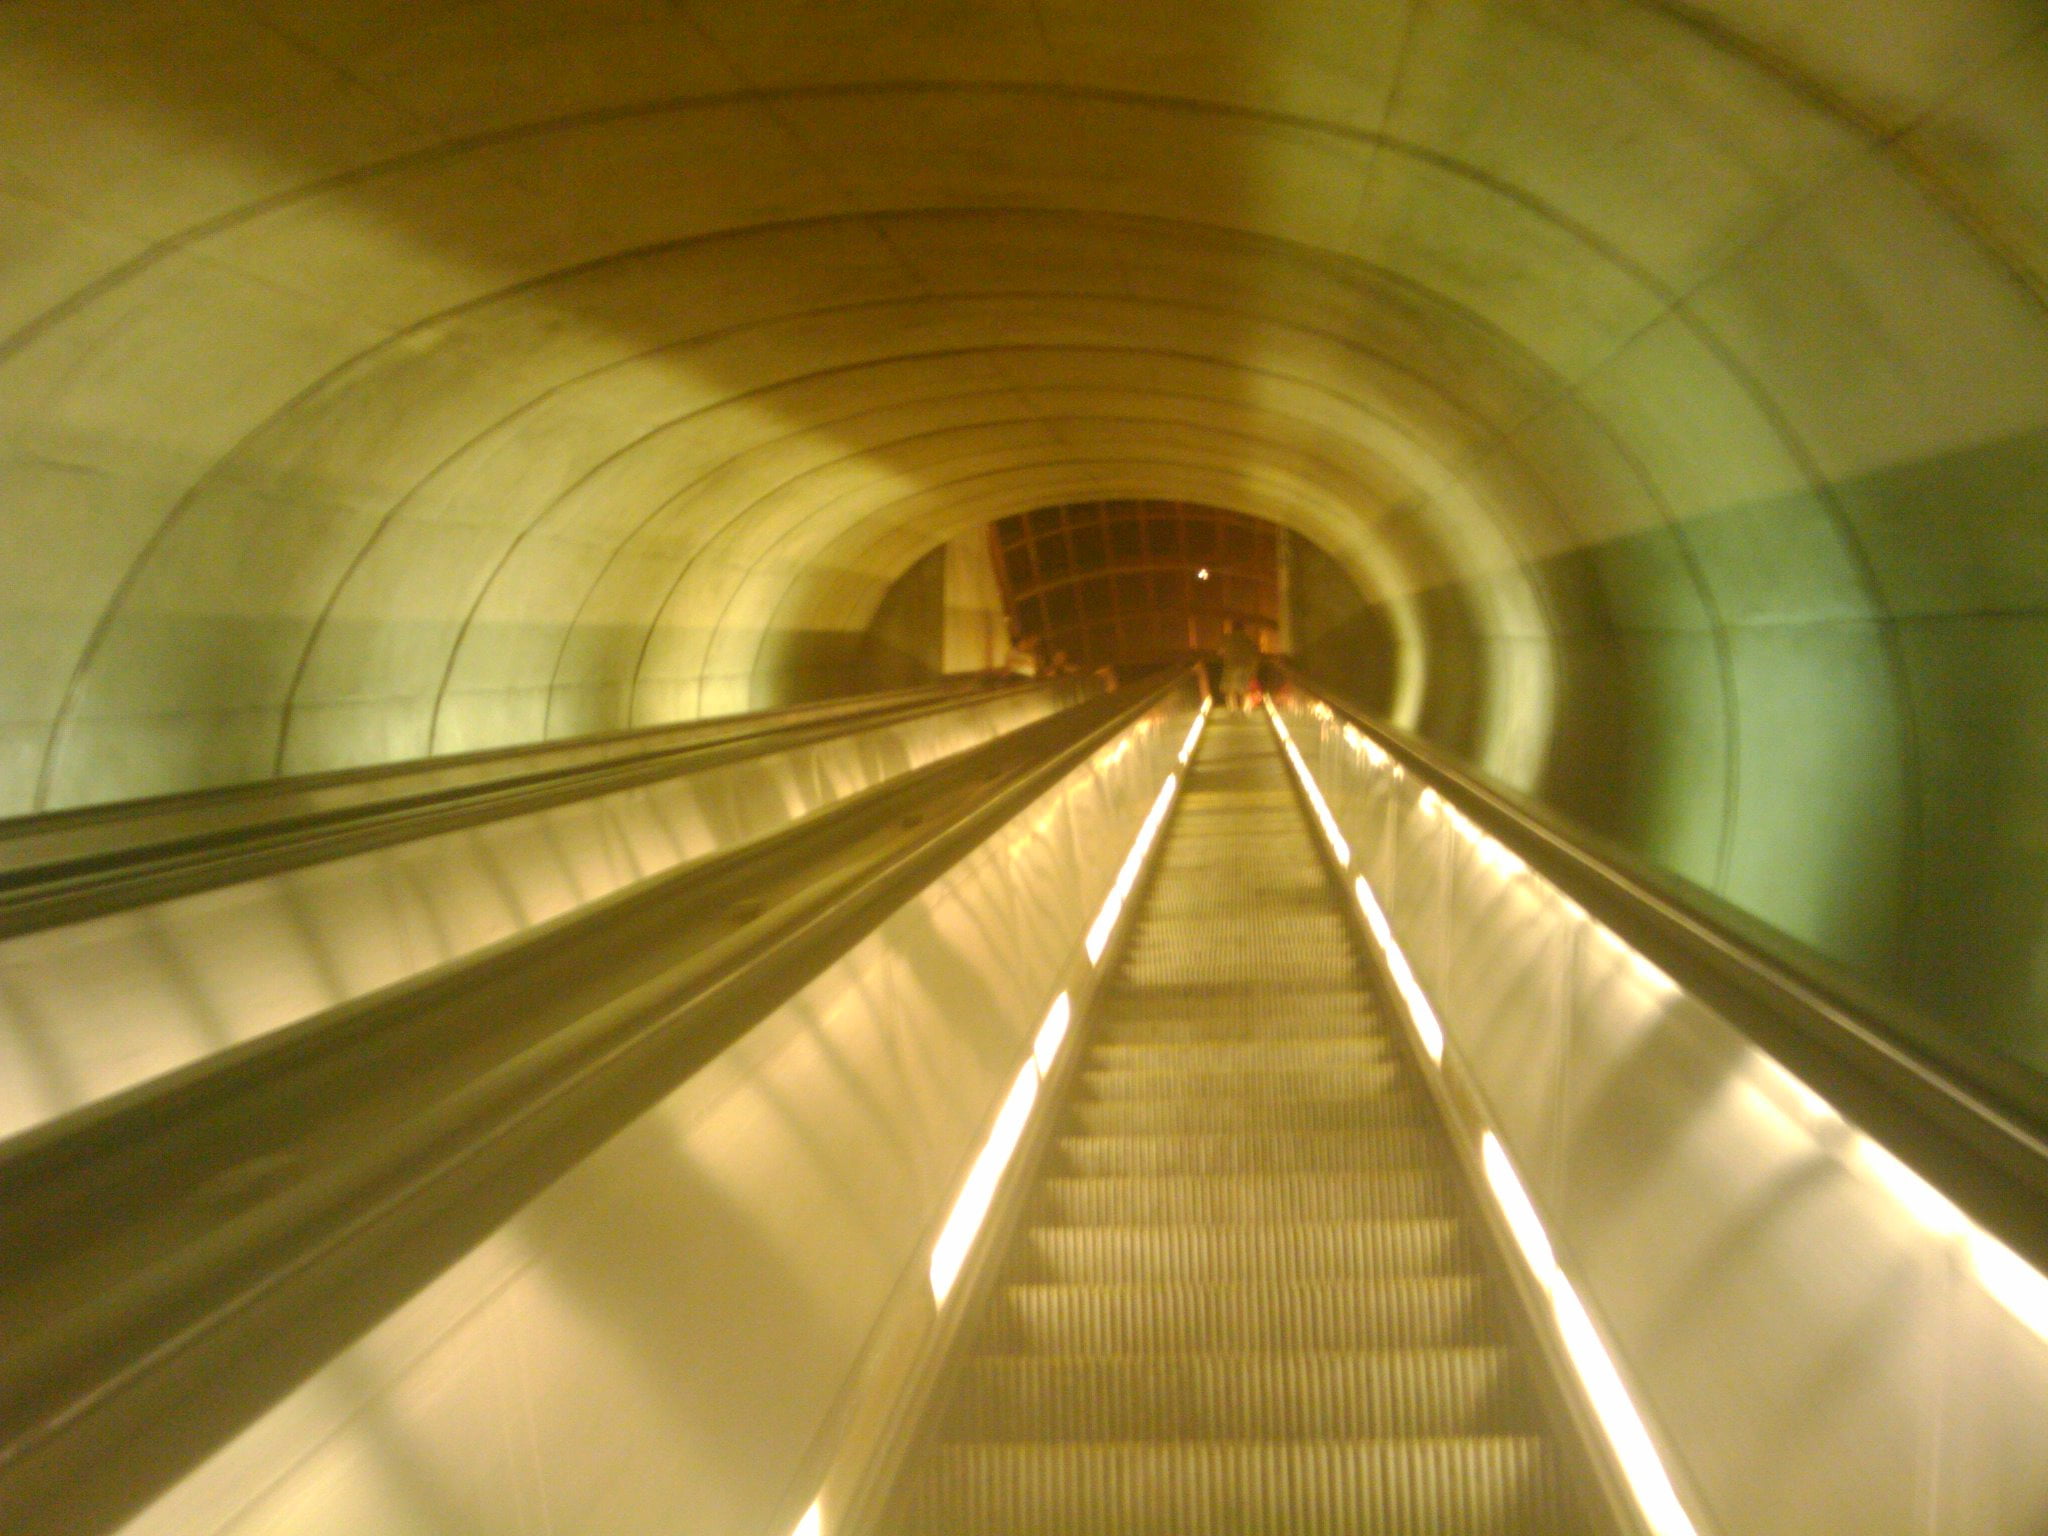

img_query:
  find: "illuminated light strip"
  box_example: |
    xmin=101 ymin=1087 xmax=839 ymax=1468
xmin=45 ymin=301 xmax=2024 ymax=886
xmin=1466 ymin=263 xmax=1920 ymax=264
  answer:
xmin=1343 ymin=721 xmax=1393 ymax=770
xmin=1854 ymin=1138 xmax=1964 ymax=1236
xmin=1847 ymin=1121 xmax=2048 ymax=1343
xmin=1352 ymin=875 xmax=1444 ymax=1064
xmin=1891 ymin=1148 xmax=2048 ymax=1336
xmin=929 ymin=1059 xmax=1039 ymax=1304
xmin=931 ymin=994 xmax=1082 ymax=1308
xmin=1483 ymin=1134 xmax=1701 ymax=1536
xmin=1033 ymin=992 xmax=1072 ymax=1076
xmin=1266 ymin=701 xmax=1350 ymax=867
xmin=1331 ymin=705 xmax=1695 ymax=1533
xmin=1085 ymin=772 xmax=1180 ymax=964
xmin=1472 ymin=835 xmax=1531 ymax=882
xmin=789 ymin=1500 xmax=823 ymax=1536
xmin=1177 ymin=698 xmax=1212 ymax=765
xmin=1972 ymin=1230 xmax=2048 ymax=1343
xmin=1749 ymin=1009 xmax=2048 ymax=1341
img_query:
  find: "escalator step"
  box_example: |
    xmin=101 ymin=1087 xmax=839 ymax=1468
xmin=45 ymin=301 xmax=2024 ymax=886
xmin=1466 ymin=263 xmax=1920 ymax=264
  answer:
xmin=980 ymin=1279 xmax=1506 ymax=1352
xmin=1095 ymin=990 xmax=1379 ymax=1025
xmin=1083 ymin=1038 xmax=1397 ymax=1071
xmin=1007 ymin=1218 xmax=1480 ymax=1282
xmin=937 ymin=1349 xmax=1542 ymax=1439
xmin=893 ymin=1437 xmax=1570 ymax=1535
xmin=1045 ymin=1128 xmax=1441 ymax=1176
xmin=869 ymin=715 xmax=1589 ymax=1536
xmin=1074 ymin=1063 xmax=1404 ymax=1101
xmin=1066 ymin=1095 xmax=1428 ymax=1135
xmin=1092 ymin=1009 xmax=1381 ymax=1042
xmin=1032 ymin=1171 xmax=1459 ymax=1224
xmin=1115 ymin=949 xmax=1362 ymax=987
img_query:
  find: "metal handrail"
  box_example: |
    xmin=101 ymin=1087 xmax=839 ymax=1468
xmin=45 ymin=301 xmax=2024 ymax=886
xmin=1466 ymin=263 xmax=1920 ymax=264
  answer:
xmin=0 ymin=672 xmax=1075 ymax=937
xmin=1280 ymin=661 xmax=2048 ymax=1277
xmin=0 ymin=671 xmax=1023 ymax=847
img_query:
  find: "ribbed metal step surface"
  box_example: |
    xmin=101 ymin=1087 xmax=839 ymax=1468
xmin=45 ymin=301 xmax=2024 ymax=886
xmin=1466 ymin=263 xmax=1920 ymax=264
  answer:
xmin=874 ymin=711 xmax=1586 ymax=1534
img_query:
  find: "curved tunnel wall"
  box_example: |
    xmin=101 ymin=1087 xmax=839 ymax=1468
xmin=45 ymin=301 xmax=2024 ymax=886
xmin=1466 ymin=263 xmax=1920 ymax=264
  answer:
xmin=1 ymin=3 xmax=2045 ymax=1054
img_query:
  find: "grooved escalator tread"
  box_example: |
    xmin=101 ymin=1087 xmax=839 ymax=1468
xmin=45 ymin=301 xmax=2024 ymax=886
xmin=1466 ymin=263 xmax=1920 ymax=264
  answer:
xmin=1030 ymin=1170 xmax=1462 ymax=1224
xmin=979 ymin=1277 xmax=1508 ymax=1353
xmin=896 ymin=1437 xmax=1572 ymax=1535
xmin=1065 ymin=1096 xmax=1430 ymax=1134
xmin=1045 ymin=1127 xmax=1443 ymax=1176
xmin=1073 ymin=1062 xmax=1407 ymax=1100
xmin=1007 ymin=1218 xmax=1483 ymax=1282
xmin=938 ymin=1348 xmax=1546 ymax=1438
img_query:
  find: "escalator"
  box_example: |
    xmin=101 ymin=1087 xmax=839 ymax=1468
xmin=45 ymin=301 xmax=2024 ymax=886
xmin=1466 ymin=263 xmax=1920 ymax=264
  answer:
xmin=874 ymin=711 xmax=1608 ymax=1534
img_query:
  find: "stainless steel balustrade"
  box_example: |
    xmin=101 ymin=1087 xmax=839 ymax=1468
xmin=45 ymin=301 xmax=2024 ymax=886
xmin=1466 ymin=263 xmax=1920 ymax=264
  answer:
xmin=0 ymin=674 xmax=1096 ymax=1139
xmin=1272 ymin=672 xmax=2048 ymax=1536
xmin=23 ymin=671 xmax=1207 ymax=1536
xmin=0 ymin=673 xmax=1022 ymax=884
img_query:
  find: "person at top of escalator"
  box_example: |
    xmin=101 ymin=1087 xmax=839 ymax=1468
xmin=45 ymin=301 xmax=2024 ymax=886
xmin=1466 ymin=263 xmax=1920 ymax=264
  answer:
xmin=1219 ymin=618 xmax=1260 ymax=710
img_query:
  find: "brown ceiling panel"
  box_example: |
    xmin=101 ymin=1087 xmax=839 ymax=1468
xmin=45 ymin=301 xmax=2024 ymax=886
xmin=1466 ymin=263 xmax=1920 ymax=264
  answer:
xmin=989 ymin=499 xmax=1282 ymax=672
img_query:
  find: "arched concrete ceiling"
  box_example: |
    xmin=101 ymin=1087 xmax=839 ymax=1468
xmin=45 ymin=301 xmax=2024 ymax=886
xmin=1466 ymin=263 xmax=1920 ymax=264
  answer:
xmin=2 ymin=1 xmax=2046 ymax=1049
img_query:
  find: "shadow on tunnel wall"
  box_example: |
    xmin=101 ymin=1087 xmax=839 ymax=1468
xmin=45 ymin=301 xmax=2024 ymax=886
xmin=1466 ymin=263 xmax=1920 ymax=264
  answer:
xmin=764 ymin=542 xmax=953 ymax=705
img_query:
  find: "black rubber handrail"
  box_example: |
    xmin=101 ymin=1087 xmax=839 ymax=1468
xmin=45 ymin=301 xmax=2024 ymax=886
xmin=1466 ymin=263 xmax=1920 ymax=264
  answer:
xmin=0 ymin=667 xmax=1198 ymax=1536
xmin=0 ymin=671 xmax=1021 ymax=875
xmin=1282 ymin=662 xmax=2048 ymax=1279
xmin=0 ymin=673 xmax=1078 ymax=939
